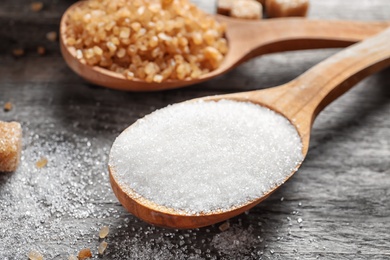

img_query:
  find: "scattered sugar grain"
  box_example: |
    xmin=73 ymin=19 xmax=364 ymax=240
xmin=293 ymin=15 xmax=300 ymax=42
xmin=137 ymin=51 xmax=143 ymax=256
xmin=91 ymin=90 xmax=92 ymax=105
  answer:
xmin=4 ymin=101 xmax=12 ymax=111
xmin=99 ymin=225 xmax=109 ymax=238
xmin=37 ymin=46 xmax=46 ymax=55
xmin=12 ymin=48 xmax=24 ymax=57
xmin=109 ymin=100 xmax=303 ymax=214
xmin=46 ymin=31 xmax=57 ymax=42
xmin=35 ymin=157 xmax=48 ymax=169
xmin=0 ymin=121 xmax=22 ymax=172
xmin=219 ymin=221 xmax=230 ymax=232
xmin=30 ymin=2 xmax=43 ymax=12
xmin=217 ymin=0 xmax=235 ymax=15
xmin=68 ymin=255 xmax=77 ymax=260
xmin=266 ymin=0 xmax=309 ymax=18
xmin=98 ymin=241 xmax=108 ymax=255
xmin=78 ymin=248 xmax=92 ymax=259
xmin=28 ymin=250 xmax=43 ymax=260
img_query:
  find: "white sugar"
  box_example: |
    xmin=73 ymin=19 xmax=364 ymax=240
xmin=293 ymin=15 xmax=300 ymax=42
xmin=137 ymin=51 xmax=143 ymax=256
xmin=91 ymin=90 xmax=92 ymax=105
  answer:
xmin=109 ymin=100 xmax=303 ymax=214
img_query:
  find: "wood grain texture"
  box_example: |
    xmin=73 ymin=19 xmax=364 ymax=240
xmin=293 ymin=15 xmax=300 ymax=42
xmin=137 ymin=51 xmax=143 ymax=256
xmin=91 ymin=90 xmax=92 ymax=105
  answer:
xmin=0 ymin=0 xmax=389 ymax=259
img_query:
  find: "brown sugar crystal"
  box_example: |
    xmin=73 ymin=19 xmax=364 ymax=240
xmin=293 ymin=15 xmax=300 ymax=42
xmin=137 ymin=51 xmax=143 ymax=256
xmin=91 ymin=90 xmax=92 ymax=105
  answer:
xmin=46 ymin=31 xmax=57 ymax=42
xmin=31 ymin=2 xmax=44 ymax=12
xmin=35 ymin=157 xmax=48 ymax=169
xmin=99 ymin=225 xmax=109 ymax=239
xmin=78 ymin=248 xmax=92 ymax=259
xmin=217 ymin=0 xmax=235 ymax=15
xmin=3 ymin=102 xmax=12 ymax=112
xmin=231 ymin=0 xmax=262 ymax=19
xmin=68 ymin=255 xmax=77 ymax=260
xmin=266 ymin=0 xmax=309 ymax=18
xmin=0 ymin=121 xmax=22 ymax=172
xmin=37 ymin=46 xmax=46 ymax=55
xmin=28 ymin=250 xmax=44 ymax=260
xmin=12 ymin=48 xmax=24 ymax=57
xmin=218 ymin=221 xmax=230 ymax=232
xmin=64 ymin=0 xmax=228 ymax=83
xmin=98 ymin=241 xmax=108 ymax=255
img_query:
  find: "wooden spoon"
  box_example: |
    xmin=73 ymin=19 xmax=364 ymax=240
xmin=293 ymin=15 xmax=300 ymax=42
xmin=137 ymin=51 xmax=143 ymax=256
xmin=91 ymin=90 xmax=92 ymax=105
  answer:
xmin=60 ymin=2 xmax=390 ymax=91
xmin=109 ymin=28 xmax=390 ymax=229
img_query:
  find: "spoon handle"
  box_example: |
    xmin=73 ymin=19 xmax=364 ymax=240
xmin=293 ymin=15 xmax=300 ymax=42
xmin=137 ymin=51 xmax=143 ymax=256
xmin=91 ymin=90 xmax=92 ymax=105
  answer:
xmin=223 ymin=17 xmax=390 ymax=64
xmin=229 ymin=27 xmax=390 ymax=156
xmin=282 ymin=27 xmax=390 ymax=121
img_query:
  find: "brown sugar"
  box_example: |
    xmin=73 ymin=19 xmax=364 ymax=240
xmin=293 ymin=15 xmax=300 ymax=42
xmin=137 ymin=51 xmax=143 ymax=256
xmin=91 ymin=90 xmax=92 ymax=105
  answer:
xmin=231 ymin=0 xmax=262 ymax=19
xmin=12 ymin=48 xmax=24 ymax=57
xmin=35 ymin=157 xmax=48 ymax=169
xmin=98 ymin=241 xmax=108 ymax=255
xmin=28 ymin=250 xmax=43 ymax=260
xmin=266 ymin=0 xmax=309 ymax=18
xmin=217 ymin=0 xmax=235 ymax=15
xmin=219 ymin=221 xmax=230 ymax=231
xmin=3 ymin=102 xmax=12 ymax=112
xmin=99 ymin=225 xmax=109 ymax=239
xmin=0 ymin=121 xmax=22 ymax=172
xmin=78 ymin=248 xmax=92 ymax=259
xmin=37 ymin=46 xmax=46 ymax=55
xmin=64 ymin=0 xmax=227 ymax=83
xmin=31 ymin=2 xmax=44 ymax=12
xmin=46 ymin=31 xmax=57 ymax=42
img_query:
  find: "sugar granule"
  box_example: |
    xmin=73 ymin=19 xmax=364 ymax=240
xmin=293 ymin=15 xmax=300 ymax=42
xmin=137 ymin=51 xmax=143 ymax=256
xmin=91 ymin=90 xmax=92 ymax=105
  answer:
xmin=4 ymin=101 xmax=12 ymax=111
xmin=64 ymin=0 xmax=227 ymax=82
xmin=28 ymin=250 xmax=43 ymax=260
xmin=78 ymin=248 xmax=92 ymax=259
xmin=37 ymin=46 xmax=46 ymax=56
xmin=0 ymin=121 xmax=22 ymax=172
xmin=109 ymin=100 xmax=303 ymax=214
xmin=12 ymin=48 xmax=24 ymax=57
xmin=46 ymin=31 xmax=57 ymax=42
xmin=219 ymin=221 xmax=230 ymax=232
xmin=35 ymin=156 xmax=48 ymax=169
xmin=98 ymin=241 xmax=108 ymax=255
xmin=68 ymin=255 xmax=77 ymax=260
xmin=30 ymin=2 xmax=43 ymax=12
xmin=99 ymin=226 xmax=109 ymax=239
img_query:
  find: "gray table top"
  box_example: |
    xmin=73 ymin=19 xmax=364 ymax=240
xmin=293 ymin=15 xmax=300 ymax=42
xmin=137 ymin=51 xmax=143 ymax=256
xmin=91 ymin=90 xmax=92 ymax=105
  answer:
xmin=1 ymin=0 xmax=389 ymax=259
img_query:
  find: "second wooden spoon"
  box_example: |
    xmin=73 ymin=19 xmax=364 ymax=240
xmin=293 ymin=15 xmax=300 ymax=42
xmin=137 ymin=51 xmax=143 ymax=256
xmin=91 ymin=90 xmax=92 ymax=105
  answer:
xmin=60 ymin=2 xmax=390 ymax=91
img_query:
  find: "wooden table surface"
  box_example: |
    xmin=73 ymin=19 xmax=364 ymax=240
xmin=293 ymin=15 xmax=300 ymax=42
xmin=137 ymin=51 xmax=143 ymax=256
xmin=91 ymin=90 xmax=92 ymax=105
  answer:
xmin=1 ymin=0 xmax=389 ymax=259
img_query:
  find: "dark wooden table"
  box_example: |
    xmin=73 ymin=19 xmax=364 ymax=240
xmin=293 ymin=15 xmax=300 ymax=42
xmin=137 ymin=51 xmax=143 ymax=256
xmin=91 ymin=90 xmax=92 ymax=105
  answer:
xmin=1 ymin=0 xmax=389 ymax=259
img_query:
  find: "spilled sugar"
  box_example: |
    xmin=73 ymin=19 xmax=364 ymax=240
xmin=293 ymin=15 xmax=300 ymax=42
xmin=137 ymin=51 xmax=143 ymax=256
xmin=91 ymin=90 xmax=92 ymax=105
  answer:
xmin=109 ymin=100 xmax=303 ymax=214
xmin=99 ymin=225 xmax=110 ymax=239
xmin=212 ymin=224 xmax=257 ymax=256
xmin=0 ymin=97 xmax=310 ymax=259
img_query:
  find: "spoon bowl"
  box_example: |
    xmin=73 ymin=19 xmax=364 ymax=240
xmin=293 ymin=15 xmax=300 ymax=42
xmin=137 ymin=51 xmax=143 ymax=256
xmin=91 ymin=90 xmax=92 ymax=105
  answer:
xmin=109 ymin=28 xmax=390 ymax=228
xmin=60 ymin=2 xmax=390 ymax=91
